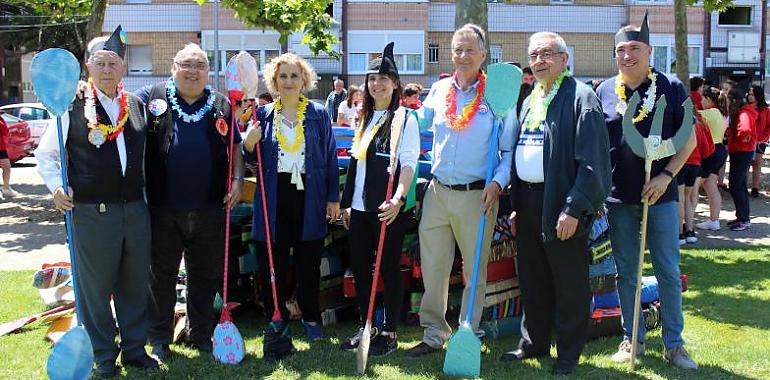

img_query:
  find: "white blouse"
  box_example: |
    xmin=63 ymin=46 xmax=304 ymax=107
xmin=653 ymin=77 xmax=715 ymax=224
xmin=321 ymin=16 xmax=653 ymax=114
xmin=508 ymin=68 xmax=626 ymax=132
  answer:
xmin=275 ymin=117 xmax=306 ymax=190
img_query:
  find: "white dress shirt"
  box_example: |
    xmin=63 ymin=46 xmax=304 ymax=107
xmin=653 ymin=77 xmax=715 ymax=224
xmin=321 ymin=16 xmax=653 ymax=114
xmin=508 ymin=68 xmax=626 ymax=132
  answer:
xmin=35 ymin=87 xmax=128 ymax=194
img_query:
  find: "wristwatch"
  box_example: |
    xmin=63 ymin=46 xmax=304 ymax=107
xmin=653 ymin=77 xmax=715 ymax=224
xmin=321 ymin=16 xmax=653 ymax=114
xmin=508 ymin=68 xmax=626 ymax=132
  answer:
xmin=661 ymin=169 xmax=674 ymax=179
xmin=393 ymin=194 xmax=406 ymax=204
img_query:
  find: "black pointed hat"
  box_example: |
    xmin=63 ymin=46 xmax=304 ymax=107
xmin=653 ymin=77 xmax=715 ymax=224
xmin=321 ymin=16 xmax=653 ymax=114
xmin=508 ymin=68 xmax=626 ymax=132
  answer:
xmin=615 ymin=11 xmax=650 ymax=46
xmin=367 ymin=42 xmax=399 ymax=79
xmin=103 ymin=25 xmax=127 ymax=59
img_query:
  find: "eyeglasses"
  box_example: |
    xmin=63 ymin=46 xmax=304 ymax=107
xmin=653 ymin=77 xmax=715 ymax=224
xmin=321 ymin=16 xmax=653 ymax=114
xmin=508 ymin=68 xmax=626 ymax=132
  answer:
xmin=175 ymin=61 xmax=208 ymax=71
xmin=528 ymin=51 xmax=564 ymax=62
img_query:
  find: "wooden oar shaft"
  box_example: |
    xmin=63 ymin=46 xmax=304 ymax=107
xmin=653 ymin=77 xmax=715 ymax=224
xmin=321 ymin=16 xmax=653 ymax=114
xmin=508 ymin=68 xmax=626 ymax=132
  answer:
xmin=630 ymin=160 xmax=652 ymax=371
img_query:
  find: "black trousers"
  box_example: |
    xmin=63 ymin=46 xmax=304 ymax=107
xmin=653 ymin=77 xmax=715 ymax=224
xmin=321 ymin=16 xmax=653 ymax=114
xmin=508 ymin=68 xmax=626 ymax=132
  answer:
xmin=147 ymin=207 xmax=225 ymax=346
xmin=72 ymin=201 xmax=150 ymax=364
xmin=348 ymin=209 xmax=407 ymax=332
xmin=515 ymin=184 xmax=591 ymax=362
xmin=728 ymin=151 xmax=753 ymax=222
xmin=255 ymin=173 xmax=324 ymax=323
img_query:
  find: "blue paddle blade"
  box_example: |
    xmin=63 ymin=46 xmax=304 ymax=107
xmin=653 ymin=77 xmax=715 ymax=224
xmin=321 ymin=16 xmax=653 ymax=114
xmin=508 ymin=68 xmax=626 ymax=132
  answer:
xmin=225 ymin=54 xmax=241 ymax=93
xmin=30 ymin=49 xmax=81 ymax=117
xmin=213 ymin=321 xmax=246 ymax=365
xmin=47 ymin=326 xmax=93 ymax=380
xmin=485 ymin=63 xmax=522 ymax=118
xmin=443 ymin=325 xmax=481 ymax=377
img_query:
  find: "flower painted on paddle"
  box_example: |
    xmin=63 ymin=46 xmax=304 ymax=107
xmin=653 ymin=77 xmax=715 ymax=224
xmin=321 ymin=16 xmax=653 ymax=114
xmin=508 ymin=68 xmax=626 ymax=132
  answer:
xmin=224 ymin=336 xmax=233 ymax=346
xmin=227 ymin=352 xmax=236 ymax=363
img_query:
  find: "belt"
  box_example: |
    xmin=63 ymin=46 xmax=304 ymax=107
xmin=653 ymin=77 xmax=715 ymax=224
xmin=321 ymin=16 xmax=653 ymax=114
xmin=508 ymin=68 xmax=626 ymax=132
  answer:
xmin=519 ymin=180 xmax=544 ymax=190
xmin=438 ymin=179 xmax=486 ymax=191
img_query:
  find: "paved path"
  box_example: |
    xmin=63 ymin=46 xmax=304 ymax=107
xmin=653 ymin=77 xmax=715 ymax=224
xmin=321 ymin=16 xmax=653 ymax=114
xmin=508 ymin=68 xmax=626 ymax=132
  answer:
xmin=1 ymin=156 xmax=769 ymax=271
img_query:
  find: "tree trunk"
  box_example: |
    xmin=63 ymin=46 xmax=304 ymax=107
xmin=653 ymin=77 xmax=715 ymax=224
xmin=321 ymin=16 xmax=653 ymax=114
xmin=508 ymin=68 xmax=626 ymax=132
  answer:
xmin=674 ymin=0 xmax=689 ymax=81
xmin=86 ymin=0 xmax=107 ymax=42
xmin=455 ymin=0 xmax=488 ymax=65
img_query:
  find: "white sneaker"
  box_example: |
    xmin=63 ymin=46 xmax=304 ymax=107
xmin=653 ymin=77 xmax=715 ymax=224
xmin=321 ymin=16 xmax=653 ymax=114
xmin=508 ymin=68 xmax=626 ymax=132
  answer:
xmin=664 ymin=346 xmax=698 ymax=370
xmin=610 ymin=340 xmax=645 ymax=363
xmin=695 ymin=220 xmax=720 ymax=231
xmin=1 ymin=187 xmax=18 ymax=198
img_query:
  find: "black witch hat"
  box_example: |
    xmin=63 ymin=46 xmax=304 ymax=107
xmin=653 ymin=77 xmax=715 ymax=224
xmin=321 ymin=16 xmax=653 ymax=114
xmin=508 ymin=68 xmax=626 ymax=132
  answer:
xmin=367 ymin=42 xmax=399 ymax=79
xmin=102 ymin=25 xmax=127 ymax=59
xmin=615 ymin=11 xmax=650 ymax=46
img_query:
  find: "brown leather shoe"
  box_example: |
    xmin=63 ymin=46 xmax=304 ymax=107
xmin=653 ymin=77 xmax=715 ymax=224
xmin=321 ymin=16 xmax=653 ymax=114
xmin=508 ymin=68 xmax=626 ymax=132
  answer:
xmin=406 ymin=342 xmax=438 ymax=358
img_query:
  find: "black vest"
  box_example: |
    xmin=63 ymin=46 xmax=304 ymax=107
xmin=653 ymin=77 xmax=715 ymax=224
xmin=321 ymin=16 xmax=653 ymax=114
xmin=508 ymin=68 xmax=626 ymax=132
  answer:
xmin=144 ymin=82 xmax=232 ymax=207
xmin=66 ymin=94 xmax=146 ymax=203
xmin=340 ymin=113 xmax=403 ymax=212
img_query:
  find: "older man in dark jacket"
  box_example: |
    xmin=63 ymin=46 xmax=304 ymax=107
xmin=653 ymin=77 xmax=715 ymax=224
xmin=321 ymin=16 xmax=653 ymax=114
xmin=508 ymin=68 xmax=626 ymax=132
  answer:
xmin=502 ymin=32 xmax=610 ymax=375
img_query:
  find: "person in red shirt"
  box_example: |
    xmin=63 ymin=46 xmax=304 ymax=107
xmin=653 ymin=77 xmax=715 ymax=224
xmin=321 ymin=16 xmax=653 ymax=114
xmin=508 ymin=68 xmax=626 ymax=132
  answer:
xmin=677 ymin=112 xmax=714 ymax=243
xmin=689 ymin=77 xmax=704 ymax=111
xmin=726 ymin=88 xmax=758 ymax=231
xmin=747 ymin=85 xmax=770 ymax=197
xmin=0 ymin=111 xmax=16 ymax=200
xmin=401 ymin=82 xmax=423 ymax=110
xmin=696 ymin=87 xmax=729 ymax=231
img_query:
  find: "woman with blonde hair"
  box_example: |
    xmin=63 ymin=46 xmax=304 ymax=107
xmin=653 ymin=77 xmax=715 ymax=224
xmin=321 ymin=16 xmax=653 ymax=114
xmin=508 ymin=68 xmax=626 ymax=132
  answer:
xmin=243 ymin=53 xmax=340 ymax=342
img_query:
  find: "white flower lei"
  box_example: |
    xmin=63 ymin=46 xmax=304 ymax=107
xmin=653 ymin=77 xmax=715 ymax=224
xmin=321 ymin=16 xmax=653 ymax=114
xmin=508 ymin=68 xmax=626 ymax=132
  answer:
xmin=615 ymin=69 xmax=657 ymax=121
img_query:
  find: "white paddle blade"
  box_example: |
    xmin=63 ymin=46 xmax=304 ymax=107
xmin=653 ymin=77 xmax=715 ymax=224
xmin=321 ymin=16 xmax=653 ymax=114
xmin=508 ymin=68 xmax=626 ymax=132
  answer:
xmin=356 ymin=323 xmax=371 ymax=374
xmin=236 ymin=52 xmax=259 ymax=99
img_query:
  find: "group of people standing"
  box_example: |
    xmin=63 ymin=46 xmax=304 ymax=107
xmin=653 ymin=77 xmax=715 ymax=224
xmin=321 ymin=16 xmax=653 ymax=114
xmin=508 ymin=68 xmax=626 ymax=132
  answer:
xmin=31 ymin=13 xmax=730 ymax=376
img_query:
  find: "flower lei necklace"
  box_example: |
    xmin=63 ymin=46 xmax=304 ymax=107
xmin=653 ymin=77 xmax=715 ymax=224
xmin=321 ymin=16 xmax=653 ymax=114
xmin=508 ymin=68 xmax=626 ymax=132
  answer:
xmin=166 ymin=81 xmax=215 ymax=123
xmin=84 ymin=79 xmax=129 ymax=147
xmin=351 ymin=111 xmax=388 ymax=160
xmin=615 ymin=67 xmax=657 ymax=124
xmin=522 ymin=69 xmax=570 ymax=131
xmin=273 ymin=95 xmax=308 ymax=154
xmin=445 ymin=71 xmax=486 ymax=131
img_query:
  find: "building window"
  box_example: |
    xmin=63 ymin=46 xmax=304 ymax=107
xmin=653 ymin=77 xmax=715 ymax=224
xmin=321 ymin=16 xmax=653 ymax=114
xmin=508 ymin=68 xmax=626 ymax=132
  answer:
xmin=490 ymin=45 xmax=503 ymax=64
xmin=349 ymin=53 xmax=368 ymax=73
xmin=651 ymin=45 xmax=702 ymax=76
xmin=127 ymin=45 xmax=152 ymax=75
xmin=718 ymin=6 xmax=752 ymax=26
xmin=125 ymin=0 xmax=151 ymax=3
xmin=428 ymin=43 xmax=439 ymax=64
xmin=348 ymin=31 xmax=424 ymax=74
xmin=550 ymin=0 xmax=574 ymax=4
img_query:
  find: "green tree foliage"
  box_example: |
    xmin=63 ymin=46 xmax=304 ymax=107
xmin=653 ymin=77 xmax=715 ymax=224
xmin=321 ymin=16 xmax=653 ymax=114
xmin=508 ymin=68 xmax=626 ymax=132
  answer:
xmin=195 ymin=0 xmax=338 ymax=58
xmin=675 ymin=0 xmax=735 ymax=81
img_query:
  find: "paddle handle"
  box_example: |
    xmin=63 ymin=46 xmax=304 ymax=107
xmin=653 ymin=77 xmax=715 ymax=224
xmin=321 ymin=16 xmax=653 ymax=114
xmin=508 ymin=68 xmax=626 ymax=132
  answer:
xmin=220 ymin=103 xmax=237 ymax=321
xmin=363 ymin=172 xmax=396 ymax=327
xmin=464 ymin=118 xmax=500 ymax=325
xmin=54 ymin=116 xmax=84 ymax=327
xmin=630 ymin=159 xmax=652 ymax=371
xmin=252 ymin=107 xmax=282 ymax=323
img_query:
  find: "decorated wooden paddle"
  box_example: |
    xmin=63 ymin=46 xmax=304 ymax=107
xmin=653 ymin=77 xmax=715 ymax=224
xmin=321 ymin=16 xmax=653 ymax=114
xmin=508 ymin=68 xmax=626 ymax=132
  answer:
xmin=443 ymin=63 xmax=522 ymax=378
xmin=0 ymin=302 xmax=74 ymax=337
xmin=622 ymin=92 xmax=693 ymax=371
xmin=210 ymin=52 xmax=252 ymax=366
xmin=30 ymin=48 xmax=94 ymax=380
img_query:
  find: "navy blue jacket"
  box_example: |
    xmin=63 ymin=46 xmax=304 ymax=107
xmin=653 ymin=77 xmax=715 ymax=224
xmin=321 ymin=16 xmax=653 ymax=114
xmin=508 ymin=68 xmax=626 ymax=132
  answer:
xmin=247 ymin=100 xmax=340 ymax=241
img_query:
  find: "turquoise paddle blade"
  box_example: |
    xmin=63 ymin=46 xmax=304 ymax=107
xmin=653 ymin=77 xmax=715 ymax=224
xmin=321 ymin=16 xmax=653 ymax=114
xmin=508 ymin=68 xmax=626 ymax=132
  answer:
xmin=47 ymin=326 xmax=93 ymax=380
xmin=485 ymin=63 xmax=522 ymax=118
xmin=30 ymin=49 xmax=81 ymax=117
xmin=213 ymin=320 xmax=245 ymax=365
xmin=443 ymin=325 xmax=481 ymax=377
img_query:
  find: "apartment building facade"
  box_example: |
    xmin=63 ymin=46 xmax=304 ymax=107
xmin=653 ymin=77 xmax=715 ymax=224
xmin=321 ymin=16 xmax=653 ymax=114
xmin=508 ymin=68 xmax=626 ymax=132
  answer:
xmin=11 ymin=0 xmax=768 ymax=103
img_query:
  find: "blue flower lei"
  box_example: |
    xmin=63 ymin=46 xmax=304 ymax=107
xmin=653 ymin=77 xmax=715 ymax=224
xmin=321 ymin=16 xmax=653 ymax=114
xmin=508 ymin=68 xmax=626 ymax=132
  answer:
xmin=167 ymin=81 xmax=216 ymax=123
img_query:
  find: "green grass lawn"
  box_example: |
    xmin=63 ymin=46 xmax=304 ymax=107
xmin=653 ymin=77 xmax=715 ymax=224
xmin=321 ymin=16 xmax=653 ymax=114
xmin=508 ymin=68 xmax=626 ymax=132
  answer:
xmin=1 ymin=248 xmax=769 ymax=379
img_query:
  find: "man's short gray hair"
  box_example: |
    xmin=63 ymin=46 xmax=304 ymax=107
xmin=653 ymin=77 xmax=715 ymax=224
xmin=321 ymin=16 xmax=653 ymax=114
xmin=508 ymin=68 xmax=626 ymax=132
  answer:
xmin=528 ymin=32 xmax=568 ymax=54
xmin=452 ymin=23 xmax=487 ymax=52
xmin=174 ymin=43 xmax=209 ymax=64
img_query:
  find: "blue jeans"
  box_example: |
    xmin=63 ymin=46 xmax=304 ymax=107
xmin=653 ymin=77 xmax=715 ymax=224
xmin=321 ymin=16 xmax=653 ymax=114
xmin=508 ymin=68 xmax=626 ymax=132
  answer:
xmin=608 ymin=201 xmax=684 ymax=350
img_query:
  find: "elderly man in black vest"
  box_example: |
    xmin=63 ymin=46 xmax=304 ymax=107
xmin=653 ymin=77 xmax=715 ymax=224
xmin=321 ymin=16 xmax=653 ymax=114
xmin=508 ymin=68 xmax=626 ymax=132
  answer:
xmin=35 ymin=26 xmax=159 ymax=377
xmin=136 ymin=43 xmax=244 ymax=361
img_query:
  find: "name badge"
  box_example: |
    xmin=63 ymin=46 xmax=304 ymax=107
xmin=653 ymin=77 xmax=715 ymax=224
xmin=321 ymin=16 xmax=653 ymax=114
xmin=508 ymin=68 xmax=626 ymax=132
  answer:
xmin=478 ymin=103 xmax=490 ymax=114
xmin=149 ymin=99 xmax=168 ymax=117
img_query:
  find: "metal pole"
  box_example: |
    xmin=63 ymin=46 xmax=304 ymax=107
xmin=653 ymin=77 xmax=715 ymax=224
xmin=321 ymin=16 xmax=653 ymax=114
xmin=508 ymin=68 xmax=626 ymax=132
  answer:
xmin=213 ymin=0 xmax=220 ymax=92
xmin=760 ymin=0 xmax=767 ymax=85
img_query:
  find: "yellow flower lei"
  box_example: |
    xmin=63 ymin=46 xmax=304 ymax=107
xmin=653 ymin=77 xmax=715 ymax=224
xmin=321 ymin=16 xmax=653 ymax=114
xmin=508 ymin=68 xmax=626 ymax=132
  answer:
xmin=614 ymin=67 xmax=657 ymax=124
xmin=274 ymin=95 xmax=308 ymax=153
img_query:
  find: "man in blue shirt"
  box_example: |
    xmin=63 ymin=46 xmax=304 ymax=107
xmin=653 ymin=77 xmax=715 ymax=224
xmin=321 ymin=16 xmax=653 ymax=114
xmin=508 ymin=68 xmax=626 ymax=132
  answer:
xmin=595 ymin=15 xmax=697 ymax=370
xmin=406 ymin=24 xmax=515 ymax=357
xmin=137 ymin=43 xmax=244 ymax=361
